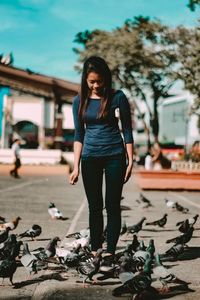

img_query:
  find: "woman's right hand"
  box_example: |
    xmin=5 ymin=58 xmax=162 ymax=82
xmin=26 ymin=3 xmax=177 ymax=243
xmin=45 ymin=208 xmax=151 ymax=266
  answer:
xmin=69 ymin=169 xmax=79 ymax=185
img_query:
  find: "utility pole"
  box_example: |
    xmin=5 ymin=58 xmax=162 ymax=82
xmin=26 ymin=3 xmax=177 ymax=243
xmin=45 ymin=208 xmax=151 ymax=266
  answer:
xmin=52 ymin=81 xmax=64 ymax=150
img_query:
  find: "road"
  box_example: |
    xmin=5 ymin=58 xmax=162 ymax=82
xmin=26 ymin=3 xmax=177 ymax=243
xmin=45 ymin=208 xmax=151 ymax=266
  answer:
xmin=0 ymin=164 xmax=200 ymax=299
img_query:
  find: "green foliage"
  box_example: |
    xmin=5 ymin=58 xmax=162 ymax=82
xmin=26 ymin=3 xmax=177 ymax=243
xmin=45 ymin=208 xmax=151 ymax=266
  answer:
xmin=175 ymin=24 xmax=200 ymax=121
xmin=187 ymin=0 xmax=200 ymax=11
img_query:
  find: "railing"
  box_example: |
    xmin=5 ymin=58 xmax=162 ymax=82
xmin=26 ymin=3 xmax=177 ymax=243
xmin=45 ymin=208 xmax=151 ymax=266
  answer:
xmin=171 ymin=160 xmax=200 ymax=171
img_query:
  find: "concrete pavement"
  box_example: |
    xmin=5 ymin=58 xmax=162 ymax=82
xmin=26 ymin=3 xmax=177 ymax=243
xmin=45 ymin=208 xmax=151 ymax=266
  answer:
xmin=0 ymin=164 xmax=200 ymax=299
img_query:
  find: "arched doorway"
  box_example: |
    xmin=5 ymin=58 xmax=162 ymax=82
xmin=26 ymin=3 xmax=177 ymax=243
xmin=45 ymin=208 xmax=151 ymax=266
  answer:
xmin=13 ymin=120 xmax=39 ymax=149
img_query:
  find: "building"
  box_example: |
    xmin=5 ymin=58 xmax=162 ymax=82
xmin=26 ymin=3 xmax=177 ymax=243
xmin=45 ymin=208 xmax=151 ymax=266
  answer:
xmin=0 ymin=64 xmax=79 ymax=150
xmin=159 ymin=92 xmax=200 ymax=149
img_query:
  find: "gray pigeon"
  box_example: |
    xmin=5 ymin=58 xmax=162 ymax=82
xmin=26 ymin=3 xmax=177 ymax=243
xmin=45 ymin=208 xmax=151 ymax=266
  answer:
xmin=18 ymin=224 xmax=42 ymax=240
xmin=0 ymin=227 xmax=11 ymax=244
xmin=33 ymin=236 xmax=61 ymax=261
xmin=77 ymin=248 xmax=103 ymax=285
xmin=21 ymin=243 xmax=48 ymax=275
xmin=0 ymin=246 xmax=17 ymax=285
xmin=127 ymin=217 xmax=146 ymax=234
xmin=153 ymin=254 xmax=189 ymax=292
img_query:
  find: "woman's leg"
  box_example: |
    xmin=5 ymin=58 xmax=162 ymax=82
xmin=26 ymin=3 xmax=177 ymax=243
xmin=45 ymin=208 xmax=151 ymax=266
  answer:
xmin=81 ymin=158 xmax=104 ymax=251
xmin=104 ymin=154 xmax=126 ymax=254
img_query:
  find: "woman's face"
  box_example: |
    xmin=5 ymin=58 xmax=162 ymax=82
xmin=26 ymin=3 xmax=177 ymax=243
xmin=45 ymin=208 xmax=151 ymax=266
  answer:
xmin=86 ymin=72 xmax=104 ymax=97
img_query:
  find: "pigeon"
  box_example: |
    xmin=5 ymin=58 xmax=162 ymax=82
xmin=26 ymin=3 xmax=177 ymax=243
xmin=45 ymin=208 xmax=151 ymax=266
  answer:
xmin=0 ymin=217 xmax=21 ymax=231
xmin=18 ymin=224 xmax=42 ymax=240
xmin=115 ymin=244 xmax=134 ymax=265
xmin=117 ymin=255 xmax=135 ymax=284
xmin=120 ymin=220 xmax=127 ymax=235
xmin=163 ymin=243 xmax=185 ymax=261
xmin=130 ymin=234 xmax=140 ymax=252
xmin=166 ymin=226 xmax=194 ymax=245
xmin=127 ymin=217 xmax=146 ymax=234
xmin=76 ymin=248 xmax=103 ymax=286
xmin=133 ymin=286 xmax=160 ymax=300
xmin=128 ymin=242 xmax=151 ymax=272
xmin=66 ymin=228 xmax=90 ymax=239
xmin=175 ymin=202 xmax=189 ymax=214
xmin=133 ymin=247 xmax=151 ymax=267
xmin=153 ymin=254 xmax=189 ymax=293
xmin=146 ymin=239 xmax=155 ymax=259
xmin=146 ymin=214 xmax=168 ymax=228
xmin=138 ymin=193 xmax=153 ymax=208
xmin=120 ymin=205 xmax=131 ymax=211
xmin=137 ymin=240 xmax=146 ymax=251
xmin=176 ymin=214 xmax=199 ymax=227
xmin=60 ymin=244 xmax=84 ymax=268
xmin=97 ymin=265 xmax=120 ymax=281
xmin=178 ymin=219 xmax=190 ymax=233
xmin=0 ymin=246 xmax=17 ymax=285
xmin=61 ymin=244 xmax=94 ymax=269
xmin=48 ymin=202 xmax=64 ymax=220
xmin=0 ymin=227 xmax=11 ymax=244
xmin=98 ymin=252 xmax=133 ymax=283
xmin=21 ymin=243 xmax=48 ymax=275
xmin=33 ymin=236 xmax=61 ymax=261
xmin=164 ymin=198 xmax=175 ymax=209
xmin=0 ymin=52 xmax=14 ymax=66
xmin=112 ymin=258 xmax=152 ymax=297
xmin=0 ymin=234 xmax=22 ymax=260
xmin=0 ymin=216 xmax=6 ymax=224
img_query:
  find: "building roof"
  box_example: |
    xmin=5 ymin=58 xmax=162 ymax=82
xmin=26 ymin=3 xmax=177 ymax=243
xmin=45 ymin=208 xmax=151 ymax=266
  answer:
xmin=0 ymin=64 xmax=79 ymax=103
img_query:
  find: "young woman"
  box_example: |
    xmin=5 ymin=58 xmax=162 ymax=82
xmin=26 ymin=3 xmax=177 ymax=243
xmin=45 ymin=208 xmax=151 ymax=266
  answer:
xmin=69 ymin=56 xmax=134 ymax=266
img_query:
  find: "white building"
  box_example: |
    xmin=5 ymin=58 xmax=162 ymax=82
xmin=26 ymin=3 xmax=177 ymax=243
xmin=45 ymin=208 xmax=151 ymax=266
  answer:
xmin=0 ymin=64 xmax=79 ymax=150
xmin=159 ymin=91 xmax=200 ymax=149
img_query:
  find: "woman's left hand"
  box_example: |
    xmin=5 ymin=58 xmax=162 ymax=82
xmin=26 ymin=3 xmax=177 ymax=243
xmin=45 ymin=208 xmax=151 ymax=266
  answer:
xmin=124 ymin=163 xmax=133 ymax=183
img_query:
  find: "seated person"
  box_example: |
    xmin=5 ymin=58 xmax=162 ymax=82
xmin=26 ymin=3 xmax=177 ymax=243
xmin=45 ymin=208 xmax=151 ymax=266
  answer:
xmin=151 ymin=142 xmax=171 ymax=170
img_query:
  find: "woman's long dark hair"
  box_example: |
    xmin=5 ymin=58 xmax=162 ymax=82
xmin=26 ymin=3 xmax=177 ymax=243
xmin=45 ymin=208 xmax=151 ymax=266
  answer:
xmin=79 ymin=56 xmax=112 ymax=119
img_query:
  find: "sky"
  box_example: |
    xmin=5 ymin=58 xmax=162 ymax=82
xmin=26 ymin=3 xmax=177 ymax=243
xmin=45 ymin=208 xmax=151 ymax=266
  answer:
xmin=0 ymin=0 xmax=199 ymax=83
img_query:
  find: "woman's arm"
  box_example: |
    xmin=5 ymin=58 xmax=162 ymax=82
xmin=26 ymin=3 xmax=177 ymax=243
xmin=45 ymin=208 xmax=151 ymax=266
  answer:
xmin=69 ymin=141 xmax=83 ymax=185
xmin=69 ymin=96 xmax=85 ymax=185
xmin=124 ymin=143 xmax=134 ymax=183
xmin=118 ymin=92 xmax=134 ymax=183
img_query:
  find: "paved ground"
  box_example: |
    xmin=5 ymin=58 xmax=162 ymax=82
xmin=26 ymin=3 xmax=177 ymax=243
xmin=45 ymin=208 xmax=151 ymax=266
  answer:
xmin=0 ymin=164 xmax=200 ymax=300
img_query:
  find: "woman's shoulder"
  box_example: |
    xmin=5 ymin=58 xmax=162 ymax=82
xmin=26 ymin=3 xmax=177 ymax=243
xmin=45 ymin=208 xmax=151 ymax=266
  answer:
xmin=112 ymin=90 xmax=127 ymax=100
xmin=73 ymin=94 xmax=80 ymax=105
xmin=112 ymin=90 xmax=129 ymax=107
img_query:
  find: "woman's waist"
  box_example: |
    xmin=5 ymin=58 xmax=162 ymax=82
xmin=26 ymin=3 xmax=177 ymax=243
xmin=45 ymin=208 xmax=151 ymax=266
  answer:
xmin=82 ymin=142 xmax=125 ymax=157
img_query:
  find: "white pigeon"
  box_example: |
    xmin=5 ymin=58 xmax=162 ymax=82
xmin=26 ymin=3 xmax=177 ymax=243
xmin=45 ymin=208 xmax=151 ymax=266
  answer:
xmin=48 ymin=202 xmax=63 ymax=219
xmin=164 ymin=198 xmax=175 ymax=209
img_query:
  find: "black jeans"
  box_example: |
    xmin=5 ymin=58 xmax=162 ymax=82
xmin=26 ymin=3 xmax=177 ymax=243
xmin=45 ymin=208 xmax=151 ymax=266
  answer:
xmin=81 ymin=153 xmax=126 ymax=254
xmin=11 ymin=158 xmax=21 ymax=177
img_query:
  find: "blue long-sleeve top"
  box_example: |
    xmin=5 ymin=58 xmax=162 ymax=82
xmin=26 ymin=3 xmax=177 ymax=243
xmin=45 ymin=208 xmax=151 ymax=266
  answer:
xmin=72 ymin=90 xmax=134 ymax=157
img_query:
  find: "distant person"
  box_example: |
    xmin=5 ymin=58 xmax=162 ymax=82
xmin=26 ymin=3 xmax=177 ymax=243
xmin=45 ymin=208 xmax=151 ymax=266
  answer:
xmin=189 ymin=141 xmax=200 ymax=163
xmin=144 ymin=151 xmax=153 ymax=170
xmin=10 ymin=139 xmax=21 ymax=178
xmin=151 ymin=142 xmax=171 ymax=170
xmin=69 ymin=56 xmax=134 ymax=268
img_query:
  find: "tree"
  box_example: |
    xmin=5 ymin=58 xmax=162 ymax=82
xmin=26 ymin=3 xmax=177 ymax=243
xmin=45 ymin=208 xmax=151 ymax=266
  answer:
xmin=73 ymin=17 xmax=179 ymax=144
xmin=187 ymin=0 xmax=200 ymax=11
xmin=175 ymin=25 xmax=200 ymax=127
